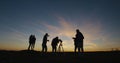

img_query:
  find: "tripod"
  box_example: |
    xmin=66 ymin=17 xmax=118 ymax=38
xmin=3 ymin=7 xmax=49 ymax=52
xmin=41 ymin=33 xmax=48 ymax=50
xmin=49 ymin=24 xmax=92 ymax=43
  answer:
xmin=58 ymin=42 xmax=64 ymax=52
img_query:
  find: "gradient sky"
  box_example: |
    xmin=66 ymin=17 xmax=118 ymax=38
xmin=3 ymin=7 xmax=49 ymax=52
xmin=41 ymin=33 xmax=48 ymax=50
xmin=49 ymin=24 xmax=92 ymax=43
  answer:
xmin=0 ymin=0 xmax=120 ymax=51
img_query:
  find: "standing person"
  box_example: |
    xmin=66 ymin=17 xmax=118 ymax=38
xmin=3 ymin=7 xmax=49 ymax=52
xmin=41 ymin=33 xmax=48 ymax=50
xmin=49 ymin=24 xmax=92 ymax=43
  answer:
xmin=28 ymin=35 xmax=36 ymax=50
xmin=42 ymin=33 xmax=49 ymax=52
xmin=72 ymin=37 xmax=77 ymax=52
xmin=51 ymin=37 xmax=62 ymax=52
xmin=28 ymin=35 xmax=33 ymax=50
xmin=31 ymin=35 xmax=36 ymax=50
xmin=73 ymin=29 xmax=84 ymax=52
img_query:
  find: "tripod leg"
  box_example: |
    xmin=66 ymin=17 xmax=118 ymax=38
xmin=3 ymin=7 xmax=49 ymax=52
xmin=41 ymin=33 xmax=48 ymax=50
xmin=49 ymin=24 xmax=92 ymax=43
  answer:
xmin=62 ymin=46 xmax=64 ymax=52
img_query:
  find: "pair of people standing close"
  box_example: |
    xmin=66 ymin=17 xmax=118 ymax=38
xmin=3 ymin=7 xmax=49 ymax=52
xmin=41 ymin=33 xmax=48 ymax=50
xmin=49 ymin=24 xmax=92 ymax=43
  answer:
xmin=42 ymin=33 xmax=62 ymax=52
xmin=73 ymin=29 xmax=84 ymax=52
xmin=28 ymin=35 xmax=36 ymax=50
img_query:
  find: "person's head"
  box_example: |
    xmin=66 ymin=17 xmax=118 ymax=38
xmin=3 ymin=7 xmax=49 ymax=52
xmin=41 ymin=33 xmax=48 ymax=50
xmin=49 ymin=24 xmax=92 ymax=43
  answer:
xmin=76 ymin=29 xmax=80 ymax=33
xmin=32 ymin=35 xmax=35 ymax=37
xmin=30 ymin=34 xmax=33 ymax=37
xmin=56 ymin=36 xmax=58 ymax=39
xmin=45 ymin=33 xmax=49 ymax=37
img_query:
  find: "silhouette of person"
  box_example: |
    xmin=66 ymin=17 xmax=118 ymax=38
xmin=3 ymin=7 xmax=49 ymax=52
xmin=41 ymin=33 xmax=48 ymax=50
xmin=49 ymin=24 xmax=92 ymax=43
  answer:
xmin=42 ymin=33 xmax=49 ymax=52
xmin=51 ymin=37 xmax=62 ymax=52
xmin=73 ymin=29 xmax=84 ymax=52
xmin=28 ymin=35 xmax=36 ymax=50
xmin=32 ymin=35 xmax=36 ymax=50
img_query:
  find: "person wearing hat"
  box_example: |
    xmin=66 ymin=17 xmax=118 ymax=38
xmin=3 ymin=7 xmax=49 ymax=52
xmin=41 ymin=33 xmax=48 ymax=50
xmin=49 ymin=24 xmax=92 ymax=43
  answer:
xmin=42 ymin=33 xmax=49 ymax=52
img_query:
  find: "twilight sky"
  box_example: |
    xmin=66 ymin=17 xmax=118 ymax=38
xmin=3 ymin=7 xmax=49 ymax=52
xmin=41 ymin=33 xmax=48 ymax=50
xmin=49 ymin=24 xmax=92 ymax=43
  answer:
xmin=0 ymin=0 xmax=120 ymax=51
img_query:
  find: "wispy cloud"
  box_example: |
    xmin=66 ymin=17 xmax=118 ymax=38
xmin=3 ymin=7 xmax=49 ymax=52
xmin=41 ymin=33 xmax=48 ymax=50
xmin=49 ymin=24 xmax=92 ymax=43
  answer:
xmin=41 ymin=16 xmax=105 ymax=51
xmin=0 ymin=26 xmax=28 ymax=50
xmin=43 ymin=17 xmax=75 ymax=38
xmin=1 ymin=15 xmax=117 ymax=51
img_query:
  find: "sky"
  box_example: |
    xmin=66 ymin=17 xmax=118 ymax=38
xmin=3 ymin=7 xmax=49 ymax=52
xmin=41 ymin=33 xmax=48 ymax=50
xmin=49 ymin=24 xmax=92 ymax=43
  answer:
xmin=0 ymin=0 xmax=120 ymax=52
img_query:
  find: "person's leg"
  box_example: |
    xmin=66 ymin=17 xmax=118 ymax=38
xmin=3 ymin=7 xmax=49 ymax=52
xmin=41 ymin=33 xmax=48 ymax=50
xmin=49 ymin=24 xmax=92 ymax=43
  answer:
xmin=30 ymin=43 xmax=32 ymax=50
xmin=31 ymin=43 xmax=34 ymax=50
xmin=52 ymin=46 xmax=54 ymax=52
xmin=75 ymin=45 xmax=77 ymax=52
xmin=45 ymin=45 xmax=47 ymax=52
xmin=32 ymin=43 xmax=35 ymax=50
xmin=81 ymin=41 xmax=84 ymax=52
xmin=28 ymin=43 xmax=31 ymax=50
xmin=81 ymin=47 xmax=84 ymax=52
xmin=78 ymin=47 xmax=80 ymax=52
xmin=42 ymin=44 xmax=44 ymax=52
xmin=78 ymin=43 xmax=82 ymax=52
xmin=55 ymin=46 xmax=57 ymax=52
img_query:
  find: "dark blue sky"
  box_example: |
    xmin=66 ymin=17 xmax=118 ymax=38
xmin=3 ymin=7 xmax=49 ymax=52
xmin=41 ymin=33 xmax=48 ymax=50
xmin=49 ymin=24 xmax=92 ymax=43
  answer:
xmin=0 ymin=0 xmax=120 ymax=51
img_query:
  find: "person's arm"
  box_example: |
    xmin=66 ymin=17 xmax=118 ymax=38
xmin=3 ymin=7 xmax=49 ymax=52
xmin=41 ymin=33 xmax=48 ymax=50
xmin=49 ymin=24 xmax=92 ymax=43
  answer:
xmin=82 ymin=34 xmax=84 ymax=39
xmin=59 ymin=39 xmax=62 ymax=42
xmin=72 ymin=37 xmax=75 ymax=39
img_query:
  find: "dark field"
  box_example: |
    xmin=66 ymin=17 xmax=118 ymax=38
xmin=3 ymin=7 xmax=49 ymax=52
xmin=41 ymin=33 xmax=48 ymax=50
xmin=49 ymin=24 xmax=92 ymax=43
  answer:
xmin=0 ymin=50 xmax=119 ymax=63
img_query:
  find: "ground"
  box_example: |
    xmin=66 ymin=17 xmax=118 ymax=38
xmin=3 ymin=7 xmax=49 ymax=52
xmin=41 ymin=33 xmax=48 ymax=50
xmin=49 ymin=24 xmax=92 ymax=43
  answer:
xmin=0 ymin=50 xmax=119 ymax=63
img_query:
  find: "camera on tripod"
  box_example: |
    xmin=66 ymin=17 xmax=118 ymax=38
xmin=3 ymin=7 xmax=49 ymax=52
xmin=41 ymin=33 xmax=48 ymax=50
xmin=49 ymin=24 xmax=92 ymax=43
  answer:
xmin=58 ymin=39 xmax=64 ymax=52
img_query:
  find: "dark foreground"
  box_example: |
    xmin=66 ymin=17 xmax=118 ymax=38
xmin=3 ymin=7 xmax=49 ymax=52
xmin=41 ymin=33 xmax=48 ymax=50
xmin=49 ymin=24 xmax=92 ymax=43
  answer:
xmin=0 ymin=50 xmax=120 ymax=63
